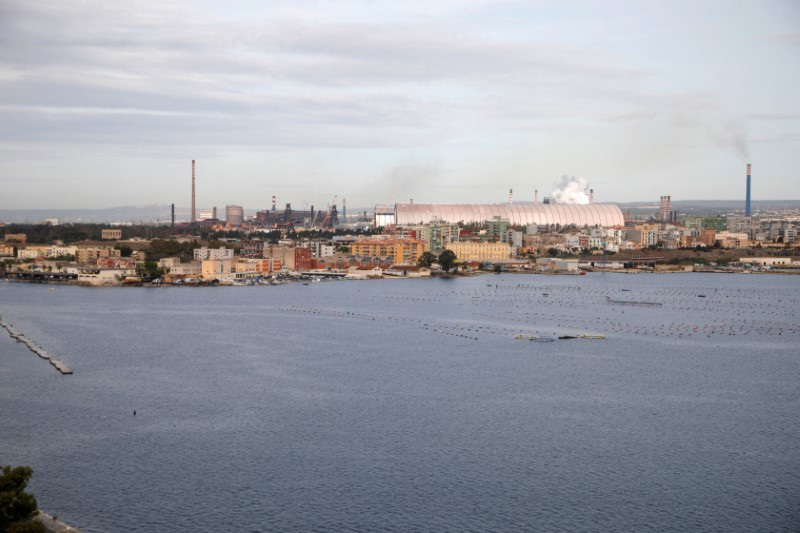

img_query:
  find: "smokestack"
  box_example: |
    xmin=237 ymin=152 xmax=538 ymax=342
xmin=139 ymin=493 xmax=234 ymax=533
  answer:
xmin=534 ymin=189 xmax=538 ymax=205
xmin=509 ymin=188 xmax=513 ymax=206
xmin=171 ymin=203 xmax=175 ymax=227
xmin=667 ymin=195 xmax=671 ymax=223
xmin=191 ymin=160 xmax=196 ymax=223
xmin=746 ymin=163 xmax=752 ymax=216
xmin=342 ymin=198 xmax=347 ymax=223
xmin=272 ymin=195 xmax=276 ymax=212
xmin=410 ymin=198 xmax=414 ymax=205
xmin=589 ymin=189 xmax=594 ymax=205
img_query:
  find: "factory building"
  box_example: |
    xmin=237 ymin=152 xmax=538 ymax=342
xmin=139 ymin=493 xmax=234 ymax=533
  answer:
xmin=380 ymin=203 xmax=624 ymax=227
xmin=226 ymin=205 xmax=244 ymax=226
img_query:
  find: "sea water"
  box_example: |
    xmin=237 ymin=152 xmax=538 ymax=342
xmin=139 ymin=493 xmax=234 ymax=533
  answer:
xmin=1 ymin=273 xmax=798 ymax=532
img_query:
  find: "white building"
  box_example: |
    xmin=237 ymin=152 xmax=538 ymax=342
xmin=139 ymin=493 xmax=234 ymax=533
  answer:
xmin=194 ymin=246 xmax=234 ymax=261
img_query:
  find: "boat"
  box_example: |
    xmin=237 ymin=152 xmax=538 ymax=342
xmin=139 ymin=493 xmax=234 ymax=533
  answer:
xmin=578 ymin=333 xmax=605 ymax=339
xmin=558 ymin=335 xmax=578 ymax=339
xmin=514 ymin=334 xmax=555 ymax=342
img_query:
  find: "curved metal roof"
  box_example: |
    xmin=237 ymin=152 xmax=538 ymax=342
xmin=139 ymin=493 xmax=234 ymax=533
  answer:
xmin=394 ymin=203 xmax=625 ymax=227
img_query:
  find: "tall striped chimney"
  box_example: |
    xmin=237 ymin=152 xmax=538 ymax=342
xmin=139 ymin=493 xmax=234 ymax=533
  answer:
xmin=191 ymin=160 xmax=196 ymax=223
xmin=745 ymin=163 xmax=752 ymax=216
xmin=589 ymin=189 xmax=594 ymax=205
xmin=535 ymin=189 xmax=538 ymax=204
xmin=509 ymin=188 xmax=513 ymax=206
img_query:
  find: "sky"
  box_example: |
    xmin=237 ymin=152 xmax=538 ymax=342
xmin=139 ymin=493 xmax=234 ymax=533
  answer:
xmin=1 ymin=0 xmax=799 ymax=211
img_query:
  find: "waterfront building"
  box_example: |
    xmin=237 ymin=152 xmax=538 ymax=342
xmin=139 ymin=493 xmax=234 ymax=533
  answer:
xmin=447 ymin=241 xmax=511 ymax=261
xmin=306 ymin=240 xmax=335 ymax=258
xmin=158 ymin=258 xmax=201 ymax=277
xmin=17 ymin=246 xmax=48 ymax=259
xmin=77 ymin=267 xmax=136 ymax=286
xmin=263 ymin=245 xmax=298 ymax=271
xmin=194 ymin=247 xmax=234 ymax=261
xmin=739 ymin=257 xmax=791 ymax=267
xmin=350 ymin=239 xmax=424 ymax=265
xmin=383 ymin=265 xmax=431 ymax=277
xmin=201 ymin=259 xmax=233 ymax=280
xmin=294 ymin=247 xmax=314 ymax=270
xmin=45 ymin=245 xmax=78 ymax=258
xmin=97 ymin=257 xmax=136 ymax=269
xmin=75 ymin=245 xmax=121 ymax=265
xmin=536 ymin=257 xmax=579 ymax=272
xmin=240 ymin=240 xmax=265 ymax=259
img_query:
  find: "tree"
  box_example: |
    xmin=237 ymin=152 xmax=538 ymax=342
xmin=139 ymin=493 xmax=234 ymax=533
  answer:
xmin=417 ymin=251 xmax=437 ymax=268
xmin=0 ymin=465 xmax=41 ymax=532
xmin=438 ymin=249 xmax=456 ymax=272
xmin=547 ymin=248 xmax=560 ymax=258
xmin=136 ymin=261 xmax=162 ymax=280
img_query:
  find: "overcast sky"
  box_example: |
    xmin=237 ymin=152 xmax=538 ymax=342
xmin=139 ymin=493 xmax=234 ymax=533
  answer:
xmin=1 ymin=0 xmax=798 ymax=211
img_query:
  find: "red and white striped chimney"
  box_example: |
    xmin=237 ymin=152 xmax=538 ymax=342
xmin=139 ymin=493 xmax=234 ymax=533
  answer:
xmin=589 ymin=189 xmax=594 ymax=205
xmin=509 ymin=188 xmax=513 ymax=206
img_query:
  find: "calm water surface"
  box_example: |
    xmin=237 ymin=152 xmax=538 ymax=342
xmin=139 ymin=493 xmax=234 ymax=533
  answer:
xmin=1 ymin=273 xmax=799 ymax=532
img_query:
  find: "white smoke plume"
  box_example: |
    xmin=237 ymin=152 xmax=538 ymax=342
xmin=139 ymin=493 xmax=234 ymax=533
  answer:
xmin=550 ymin=175 xmax=590 ymax=204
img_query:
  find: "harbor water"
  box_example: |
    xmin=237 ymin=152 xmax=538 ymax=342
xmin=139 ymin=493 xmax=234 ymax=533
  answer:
xmin=1 ymin=273 xmax=799 ymax=532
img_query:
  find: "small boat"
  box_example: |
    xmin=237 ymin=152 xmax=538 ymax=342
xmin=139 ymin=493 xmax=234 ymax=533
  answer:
xmin=558 ymin=335 xmax=578 ymax=340
xmin=578 ymin=333 xmax=605 ymax=339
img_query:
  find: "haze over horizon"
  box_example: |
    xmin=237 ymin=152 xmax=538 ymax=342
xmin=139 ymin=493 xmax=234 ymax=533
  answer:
xmin=1 ymin=0 xmax=799 ymax=210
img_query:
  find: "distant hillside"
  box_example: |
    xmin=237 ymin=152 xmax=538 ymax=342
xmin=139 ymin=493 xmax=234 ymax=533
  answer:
xmin=1 ymin=200 xmax=798 ymax=224
xmin=0 ymin=205 xmax=247 ymax=224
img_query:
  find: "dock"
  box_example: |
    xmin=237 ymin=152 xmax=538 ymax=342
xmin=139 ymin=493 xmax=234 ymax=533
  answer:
xmin=0 ymin=317 xmax=73 ymax=375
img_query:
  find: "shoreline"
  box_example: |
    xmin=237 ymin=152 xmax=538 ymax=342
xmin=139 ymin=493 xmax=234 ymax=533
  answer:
xmin=2 ymin=267 xmax=799 ymax=288
xmin=37 ymin=511 xmax=81 ymax=533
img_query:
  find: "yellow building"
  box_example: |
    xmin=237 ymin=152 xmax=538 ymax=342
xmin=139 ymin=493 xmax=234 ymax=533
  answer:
xmin=447 ymin=242 xmax=510 ymax=261
xmin=201 ymin=259 xmax=233 ymax=280
xmin=351 ymin=239 xmax=424 ymax=264
xmin=17 ymin=245 xmax=49 ymax=259
xmin=3 ymin=233 xmax=27 ymax=244
xmin=75 ymin=246 xmax=121 ymax=265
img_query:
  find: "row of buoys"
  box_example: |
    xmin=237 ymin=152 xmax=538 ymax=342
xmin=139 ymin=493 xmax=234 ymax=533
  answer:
xmin=0 ymin=318 xmax=73 ymax=374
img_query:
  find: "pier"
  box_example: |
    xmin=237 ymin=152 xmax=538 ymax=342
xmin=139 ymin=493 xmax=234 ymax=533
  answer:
xmin=0 ymin=317 xmax=73 ymax=375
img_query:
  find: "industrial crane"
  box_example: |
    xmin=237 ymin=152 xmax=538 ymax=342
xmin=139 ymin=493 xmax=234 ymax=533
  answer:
xmin=320 ymin=194 xmax=339 ymax=228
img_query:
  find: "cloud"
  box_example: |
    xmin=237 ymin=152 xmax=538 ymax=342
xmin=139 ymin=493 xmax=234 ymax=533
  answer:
xmin=0 ymin=0 xmax=647 ymax=150
xmin=758 ymin=32 xmax=800 ymax=45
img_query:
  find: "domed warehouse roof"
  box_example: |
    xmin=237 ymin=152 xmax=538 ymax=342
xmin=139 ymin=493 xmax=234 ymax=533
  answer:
xmin=392 ymin=203 xmax=625 ymax=227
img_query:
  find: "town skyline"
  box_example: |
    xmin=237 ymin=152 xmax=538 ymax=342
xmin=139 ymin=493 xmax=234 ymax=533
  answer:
xmin=1 ymin=1 xmax=799 ymax=209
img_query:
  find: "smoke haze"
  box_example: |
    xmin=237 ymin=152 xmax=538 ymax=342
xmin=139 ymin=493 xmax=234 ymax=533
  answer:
xmin=550 ymin=175 xmax=591 ymax=204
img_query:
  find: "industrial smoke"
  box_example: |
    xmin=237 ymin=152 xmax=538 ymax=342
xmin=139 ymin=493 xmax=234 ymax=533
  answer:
xmin=550 ymin=175 xmax=591 ymax=205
